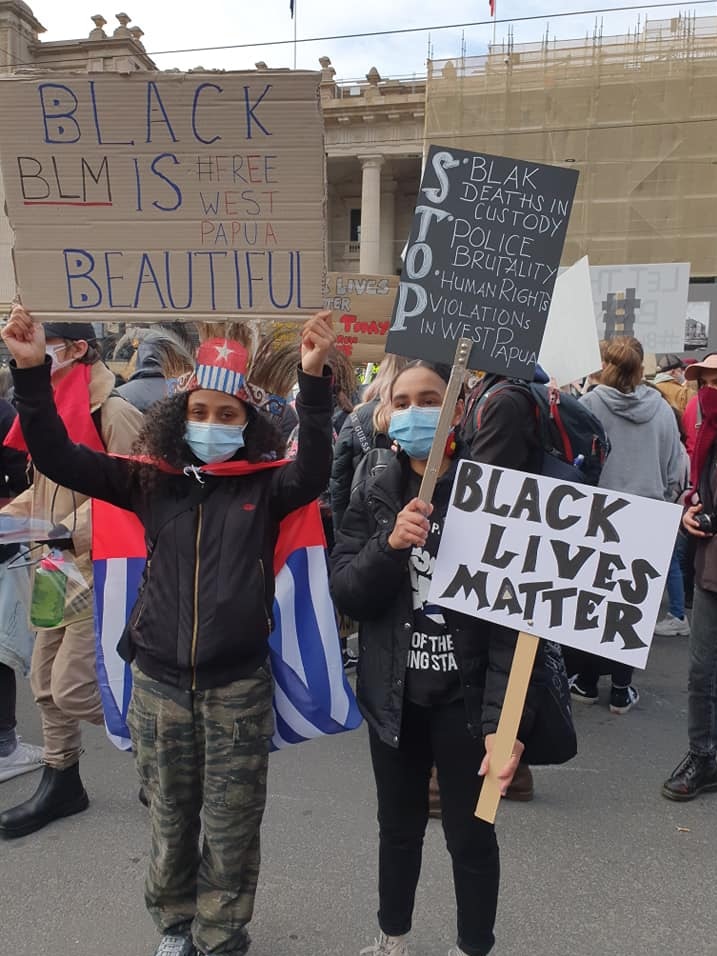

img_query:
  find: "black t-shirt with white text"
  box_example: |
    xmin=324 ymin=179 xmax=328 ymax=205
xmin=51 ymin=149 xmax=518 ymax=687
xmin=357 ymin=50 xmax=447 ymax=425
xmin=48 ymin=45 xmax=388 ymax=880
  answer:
xmin=404 ymin=464 xmax=462 ymax=708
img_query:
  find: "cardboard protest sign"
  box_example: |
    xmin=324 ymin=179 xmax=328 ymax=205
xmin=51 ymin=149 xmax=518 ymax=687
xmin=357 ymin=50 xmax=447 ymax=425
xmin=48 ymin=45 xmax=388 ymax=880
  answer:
xmin=0 ymin=71 xmax=325 ymax=321
xmin=325 ymin=272 xmax=399 ymax=362
xmin=590 ymin=263 xmax=690 ymax=354
xmin=386 ymin=146 xmax=579 ymax=378
xmin=429 ymin=461 xmax=682 ymax=670
xmin=539 ymin=257 xmax=602 ymax=387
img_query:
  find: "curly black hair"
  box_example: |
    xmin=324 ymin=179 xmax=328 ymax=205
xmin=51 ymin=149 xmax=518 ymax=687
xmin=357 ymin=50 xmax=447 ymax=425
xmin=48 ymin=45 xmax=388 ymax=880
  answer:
xmin=131 ymin=392 xmax=285 ymax=492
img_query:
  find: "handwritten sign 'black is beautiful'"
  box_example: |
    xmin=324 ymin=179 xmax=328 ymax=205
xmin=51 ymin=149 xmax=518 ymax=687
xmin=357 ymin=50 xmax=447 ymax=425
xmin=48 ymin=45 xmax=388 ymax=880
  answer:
xmin=387 ymin=146 xmax=579 ymax=377
xmin=0 ymin=71 xmax=325 ymax=321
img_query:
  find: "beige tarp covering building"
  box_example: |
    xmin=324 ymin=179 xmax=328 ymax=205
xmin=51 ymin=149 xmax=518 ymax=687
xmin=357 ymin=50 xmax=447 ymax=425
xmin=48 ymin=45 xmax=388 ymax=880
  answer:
xmin=425 ymin=16 xmax=717 ymax=277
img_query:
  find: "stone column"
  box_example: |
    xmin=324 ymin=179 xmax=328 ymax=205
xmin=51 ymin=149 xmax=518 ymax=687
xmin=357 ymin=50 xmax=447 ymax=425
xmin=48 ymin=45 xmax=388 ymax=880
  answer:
xmin=379 ymin=177 xmax=397 ymax=275
xmin=359 ymin=154 xmax=384 ymax=275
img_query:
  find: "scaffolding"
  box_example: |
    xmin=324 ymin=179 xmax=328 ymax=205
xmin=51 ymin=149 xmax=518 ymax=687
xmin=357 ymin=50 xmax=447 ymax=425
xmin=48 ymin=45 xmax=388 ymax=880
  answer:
xmin=426 ymin=15 xmax=717 ymax=276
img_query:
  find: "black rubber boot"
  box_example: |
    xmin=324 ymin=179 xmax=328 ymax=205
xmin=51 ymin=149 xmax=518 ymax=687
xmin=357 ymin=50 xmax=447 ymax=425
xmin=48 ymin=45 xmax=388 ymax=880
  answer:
xmin=0 ymin=762 xmax=89 ymax=839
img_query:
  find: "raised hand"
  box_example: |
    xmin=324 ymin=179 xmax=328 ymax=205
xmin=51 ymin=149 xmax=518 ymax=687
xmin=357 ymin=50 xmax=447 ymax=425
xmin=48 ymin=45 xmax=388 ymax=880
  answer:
xmin=1 ymin=305 xmax=47 ymax=369
xmin=300 ymin=310 xmax=335 ymax=377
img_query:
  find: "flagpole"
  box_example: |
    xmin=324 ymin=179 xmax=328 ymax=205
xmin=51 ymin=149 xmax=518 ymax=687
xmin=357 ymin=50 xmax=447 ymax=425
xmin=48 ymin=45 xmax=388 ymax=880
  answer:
xmin=293 ymin=0 xmax=298 ymax=69
xmin=492 ymin=0 xmax=497 ymax=49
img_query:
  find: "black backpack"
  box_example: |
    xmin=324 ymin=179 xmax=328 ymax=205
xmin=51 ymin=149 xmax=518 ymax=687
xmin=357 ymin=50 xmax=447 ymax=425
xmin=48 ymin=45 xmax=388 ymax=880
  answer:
xmin=463 ymin=380 xmax=610 ymax=486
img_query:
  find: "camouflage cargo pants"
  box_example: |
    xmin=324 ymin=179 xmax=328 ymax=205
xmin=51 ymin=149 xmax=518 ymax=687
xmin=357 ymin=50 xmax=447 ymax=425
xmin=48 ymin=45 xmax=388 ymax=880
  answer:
xmin=127 ymin=663 xmax=274 ymax=956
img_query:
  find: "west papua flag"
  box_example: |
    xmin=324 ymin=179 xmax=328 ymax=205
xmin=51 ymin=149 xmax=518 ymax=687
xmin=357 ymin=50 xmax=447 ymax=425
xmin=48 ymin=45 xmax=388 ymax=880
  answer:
xmin=92 ymin=496 xmax=362 ymax=751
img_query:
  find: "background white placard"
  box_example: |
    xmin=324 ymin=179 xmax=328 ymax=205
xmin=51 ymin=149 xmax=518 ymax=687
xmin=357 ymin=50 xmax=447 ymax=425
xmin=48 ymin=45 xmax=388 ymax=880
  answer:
xmin=539 ymin=256 xmax=602 ymax=386
xmin=590 ymin=262 xmax=690 ymax=354
xmin=429 ymin=461 xmax=682 ymax=670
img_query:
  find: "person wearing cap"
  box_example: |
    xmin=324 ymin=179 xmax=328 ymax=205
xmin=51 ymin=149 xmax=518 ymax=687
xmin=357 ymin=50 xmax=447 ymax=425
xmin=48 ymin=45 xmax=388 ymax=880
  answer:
xmin=0 ymin=304 xmax=335 ymax=956
xmin=662 ymin=353 xmax=717 ymax=801
xmin=0 ymin=318 xmax=143 ymax=838
xmin=654 ymin=354 xmax=690 ymax=418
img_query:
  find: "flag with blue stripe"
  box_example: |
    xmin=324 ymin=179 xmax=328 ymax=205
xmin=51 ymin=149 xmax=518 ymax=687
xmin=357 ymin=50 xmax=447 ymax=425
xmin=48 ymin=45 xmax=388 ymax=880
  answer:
xmin=92 ymin=498 xmax=361 ymax=751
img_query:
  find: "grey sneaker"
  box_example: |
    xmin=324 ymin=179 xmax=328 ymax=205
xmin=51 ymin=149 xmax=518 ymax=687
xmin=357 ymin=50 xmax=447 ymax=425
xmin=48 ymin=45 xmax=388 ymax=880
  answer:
xmin=360 ymin=932 xmax=410 ymax=955
xmin=154 ymin=935 xmax=196 ymax=956
xmin=0 ymin=740 xmax=44 ymax=783
xmin=654 ymin=612 xmax=690 ymax=637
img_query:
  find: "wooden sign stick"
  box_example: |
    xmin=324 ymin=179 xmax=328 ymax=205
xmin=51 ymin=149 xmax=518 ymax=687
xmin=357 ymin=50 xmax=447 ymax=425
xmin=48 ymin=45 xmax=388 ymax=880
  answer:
xmin=417 ymin=337 xmax=473 ymax=504
xmin=475 ymin=630 xmax=540 ymax=823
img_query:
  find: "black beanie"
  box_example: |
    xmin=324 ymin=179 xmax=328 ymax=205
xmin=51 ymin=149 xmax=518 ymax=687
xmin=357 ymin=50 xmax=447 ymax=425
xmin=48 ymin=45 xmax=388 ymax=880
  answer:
xmin=44 ymin=322 xmax=97 ymax=342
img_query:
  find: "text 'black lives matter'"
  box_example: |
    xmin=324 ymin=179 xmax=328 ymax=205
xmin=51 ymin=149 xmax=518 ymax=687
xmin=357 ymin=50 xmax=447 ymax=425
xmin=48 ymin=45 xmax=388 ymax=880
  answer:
xmin=387 ymin=146 xmax=579 ymax=378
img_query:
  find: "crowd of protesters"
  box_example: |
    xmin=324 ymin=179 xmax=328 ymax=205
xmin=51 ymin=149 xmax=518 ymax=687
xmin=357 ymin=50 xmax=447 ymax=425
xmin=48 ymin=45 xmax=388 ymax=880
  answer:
xmin=0 ymin=308 xmax=715 ymax=956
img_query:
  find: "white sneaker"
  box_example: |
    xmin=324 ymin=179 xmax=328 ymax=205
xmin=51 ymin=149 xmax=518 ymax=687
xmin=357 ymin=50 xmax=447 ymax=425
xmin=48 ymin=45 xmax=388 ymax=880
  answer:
xmin=360 ymin=932 xmax=410 ymax=956
xmin=654 ymin=613 xmax=691 ymax=637
xmin=0 ymin=740 xmax=44 ymax=782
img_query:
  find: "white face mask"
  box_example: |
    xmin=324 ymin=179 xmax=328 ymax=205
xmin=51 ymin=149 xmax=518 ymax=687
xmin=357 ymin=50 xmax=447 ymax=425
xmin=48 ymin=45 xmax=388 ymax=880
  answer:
xmin=45 ymin=344 xmax=75 ymax=375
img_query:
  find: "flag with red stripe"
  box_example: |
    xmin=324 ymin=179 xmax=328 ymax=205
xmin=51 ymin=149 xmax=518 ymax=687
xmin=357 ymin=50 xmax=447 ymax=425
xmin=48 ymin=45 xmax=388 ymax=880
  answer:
xmin=92 ymin=498 xmax=361 ymax=751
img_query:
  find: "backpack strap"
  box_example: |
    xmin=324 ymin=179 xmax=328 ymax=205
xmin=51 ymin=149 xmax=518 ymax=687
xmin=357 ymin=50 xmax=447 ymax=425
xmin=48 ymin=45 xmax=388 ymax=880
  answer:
xmin=469 ymin=379 xmax=532 ymax=432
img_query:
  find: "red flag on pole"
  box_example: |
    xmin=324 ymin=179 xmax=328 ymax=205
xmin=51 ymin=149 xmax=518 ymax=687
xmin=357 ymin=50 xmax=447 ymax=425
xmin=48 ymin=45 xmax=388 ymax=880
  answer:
xmin=490 ymin=0 xmax=496 ymax=14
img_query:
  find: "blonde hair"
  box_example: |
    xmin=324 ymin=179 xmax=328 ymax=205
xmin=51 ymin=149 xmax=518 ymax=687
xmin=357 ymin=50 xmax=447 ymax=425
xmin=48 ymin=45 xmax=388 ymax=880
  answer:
xmin=367 ymin=354 xmax=409 ymax=433
xmin=600 ymin=336 xmax=644 ymax=393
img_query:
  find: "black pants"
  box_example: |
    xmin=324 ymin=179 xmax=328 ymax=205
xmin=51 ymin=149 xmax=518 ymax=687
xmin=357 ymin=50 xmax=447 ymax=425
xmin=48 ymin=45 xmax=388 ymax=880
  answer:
xmin=0 ymin=662 xmax=17 ymax=733
xmin=569 ymin=649 xmax=632 ymax=689
xmin=368 ymin=699 xmax=498 ymax=956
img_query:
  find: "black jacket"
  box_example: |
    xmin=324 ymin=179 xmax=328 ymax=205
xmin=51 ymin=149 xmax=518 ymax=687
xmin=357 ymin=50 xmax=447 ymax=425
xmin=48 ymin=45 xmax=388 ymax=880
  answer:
xmin=12 ymin=362 xmax=333 ymax=691
xmin=329 ymin=400 xmax=377 ymax=534
xmin=0 ymin=398 xmax=28 ymax=499
xmin=462 ymin=374 xmax=543 ymax=473
xmin=330 ymin=452 xmax=538 ymax=748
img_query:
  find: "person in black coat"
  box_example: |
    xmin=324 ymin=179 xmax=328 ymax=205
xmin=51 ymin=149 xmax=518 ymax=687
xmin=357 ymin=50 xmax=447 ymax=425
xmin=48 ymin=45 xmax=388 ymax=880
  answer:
xmin=331 ymin=361 xmax=537 ymax=956
xmin=1 ymin=306 xmax=335 ymax=956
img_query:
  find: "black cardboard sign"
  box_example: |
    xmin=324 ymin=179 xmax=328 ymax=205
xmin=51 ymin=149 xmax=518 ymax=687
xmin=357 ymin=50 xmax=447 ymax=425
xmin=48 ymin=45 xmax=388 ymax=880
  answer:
xmin=387 ymin=146 xmax=579 ymax=377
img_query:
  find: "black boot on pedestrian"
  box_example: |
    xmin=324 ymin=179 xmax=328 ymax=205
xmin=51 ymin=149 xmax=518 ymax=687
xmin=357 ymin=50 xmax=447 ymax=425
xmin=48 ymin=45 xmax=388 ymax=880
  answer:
xmin=0 ymin=762 xmax=89 ymax=838
xmin=662 ymin=752 xmax=717 ymax=802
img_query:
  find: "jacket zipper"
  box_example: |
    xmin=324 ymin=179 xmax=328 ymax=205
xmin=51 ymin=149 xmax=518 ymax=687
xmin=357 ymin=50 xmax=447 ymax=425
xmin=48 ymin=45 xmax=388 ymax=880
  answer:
xmin=134 ymin=559 xmax=151 ymax=627
xmin=258 ymin=558 xmax=272 ymax=633
xmin=191 ymin=505 xmax=203 ymax=689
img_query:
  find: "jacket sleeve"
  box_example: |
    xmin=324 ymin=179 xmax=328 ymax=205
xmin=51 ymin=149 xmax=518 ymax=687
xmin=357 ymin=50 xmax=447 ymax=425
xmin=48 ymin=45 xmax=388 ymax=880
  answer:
xmin=11 ymin=361 xmax=137 ymax=511
xmin=330 ymin=487 xmax=410 ymax=621
xmin=329 ymin=414 xmax=357 ymax=535
xmin=469 ymin=389 xmax=539 ymax=470
xmin=269 ymin=368 xmax=333 ymax=520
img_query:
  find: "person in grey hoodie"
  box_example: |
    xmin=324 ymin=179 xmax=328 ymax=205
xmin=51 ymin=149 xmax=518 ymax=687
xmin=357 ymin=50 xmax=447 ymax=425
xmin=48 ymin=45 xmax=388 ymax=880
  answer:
xmin=570 ymin=336 xmax=684 ymax=714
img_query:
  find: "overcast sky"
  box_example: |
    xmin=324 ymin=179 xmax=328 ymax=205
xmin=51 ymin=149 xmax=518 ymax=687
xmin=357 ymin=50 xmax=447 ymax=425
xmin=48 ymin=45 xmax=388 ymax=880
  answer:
xmin=26 ymin=1 xmax=710 ymax=81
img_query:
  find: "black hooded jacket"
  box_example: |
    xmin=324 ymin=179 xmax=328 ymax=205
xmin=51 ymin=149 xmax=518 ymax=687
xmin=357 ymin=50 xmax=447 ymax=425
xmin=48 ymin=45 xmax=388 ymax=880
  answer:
xmin=331 ymin=451 xmax=539 ymax=748
xmin=11 ymin=361 xmax=333 ymax=691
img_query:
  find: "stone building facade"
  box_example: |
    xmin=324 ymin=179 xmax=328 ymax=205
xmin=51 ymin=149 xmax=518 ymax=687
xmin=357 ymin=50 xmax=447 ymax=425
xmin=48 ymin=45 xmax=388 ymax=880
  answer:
xmin=0 ymin=3 xmax=714 ymax=317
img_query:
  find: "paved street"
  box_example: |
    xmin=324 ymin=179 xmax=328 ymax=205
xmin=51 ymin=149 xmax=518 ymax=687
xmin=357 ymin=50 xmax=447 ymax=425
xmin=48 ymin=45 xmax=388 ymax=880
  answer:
xmin=2 ymin=632 xmax=715 ymax=956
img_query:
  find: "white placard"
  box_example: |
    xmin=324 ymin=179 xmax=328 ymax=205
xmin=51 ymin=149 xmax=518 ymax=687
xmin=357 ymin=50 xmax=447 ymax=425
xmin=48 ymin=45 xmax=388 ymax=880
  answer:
xmin=539 ymin=256 xmax=601 ymax=386
xmin=429 ymin=461 xmax=682 ymax=670
xmin=590 ymin=262 xmax=690 ymax=354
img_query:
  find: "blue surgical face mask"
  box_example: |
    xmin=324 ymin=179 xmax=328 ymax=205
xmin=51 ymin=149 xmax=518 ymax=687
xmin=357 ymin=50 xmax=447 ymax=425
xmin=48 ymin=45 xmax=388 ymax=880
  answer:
xmin=388 ymin=406 xmax=441 ymax=460
xmin=184 ymin=421 xmax=246 ymax=464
